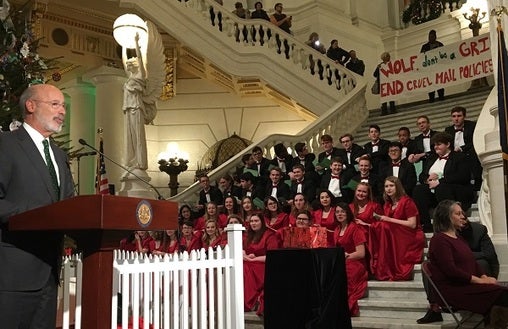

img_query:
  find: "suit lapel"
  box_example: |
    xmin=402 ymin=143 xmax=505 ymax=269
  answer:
xmin=15 ymin=127 xmax=59 ymax=202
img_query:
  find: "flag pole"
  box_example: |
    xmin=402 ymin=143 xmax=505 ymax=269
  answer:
xmin=494 ymin=6 xmax=508 ymax=233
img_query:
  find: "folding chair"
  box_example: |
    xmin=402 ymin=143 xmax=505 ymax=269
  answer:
xmin=421 ymin=261 xmax=484 ymax=329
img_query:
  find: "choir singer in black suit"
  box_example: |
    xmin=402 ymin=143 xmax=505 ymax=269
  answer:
xmin=444 ymin=106 xmax=482 ymax=191
xmin=412 ymin=132 xmax=474 ymax=232
xmin=379 ymin=142 xmax=417 ymax=196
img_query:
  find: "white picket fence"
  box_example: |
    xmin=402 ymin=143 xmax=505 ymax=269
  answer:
xmin=58 ymin=254 xmax=83 ymax=329
xmin=58 ymin=224 xmax=245 ymax=329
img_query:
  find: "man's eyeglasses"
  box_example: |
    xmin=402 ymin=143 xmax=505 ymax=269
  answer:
xmin=32 ymin=99 xmax=66 ymax=109
xmin=296 ymin=217 xmax=309 ymax=221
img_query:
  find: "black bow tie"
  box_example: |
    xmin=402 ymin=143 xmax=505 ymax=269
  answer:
xmin=392 ymin=162 xmax=400 ymax=167
xmin=331 ymin=175 xmax=340 ymax=179
xmin=439 ymin=155 xmax=449 ymax=160
xmin=455 ymin=128 xmax=464 ymax=132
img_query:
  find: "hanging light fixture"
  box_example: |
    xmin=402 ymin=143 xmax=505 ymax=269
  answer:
xmin=113 ymin=14 xmax=148 ymax=48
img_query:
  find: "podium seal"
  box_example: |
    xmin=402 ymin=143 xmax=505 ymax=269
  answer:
xmin=136 ymin=200 xmax=153 ymax=228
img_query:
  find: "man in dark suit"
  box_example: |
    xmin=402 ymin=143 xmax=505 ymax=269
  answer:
xmin=362 ymin=124 xmax=390 ymax=176
xmin=336 ymin=133 xmax=366 ymax=181
xmin=290 ymin=164 xmax=318 ymax=204
xmin=262 ymin=167 xmax=290 ymax=203
xmin=408 ymin=115 xmax=438 ymax=166
xmin=218 ymin=174 xmax=242 ymax=201
xmin=316 ymin=134 xmax=341 ymax=174
xmin=0 ymin=84 xmax=75 ymax=328
xmin=379 ymin=142 xmax=417 ymax=196
xmin=320 ymin=157 xmax=353 ymax=203
xmin=349 ymin=155 xmax=382 ymax=202
xmin=248 ymin=145 xmax=271 ymax=178
xmin=198 ymin=174 xmax=223 ymax=215
xmin=269 ymin=143 xmax=293 ymax=180
xmin=444 ymin=106 xmax=482 ymax=191
xmin=412 ymin=132 xmax=474 ymax=232
xmin=397 ymin=127 xmax=417 ymax=160
xmin=420 ymin=29 xmax=445 ymax=102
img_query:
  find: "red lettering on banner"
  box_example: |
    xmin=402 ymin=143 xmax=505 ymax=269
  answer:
xmin=458 ymin=36 xmax=490 ymax=57
xmin=406 ymin=77 xmax=433 ymax=91
xmin=381 ymin=81 xmax=403 ymax=96
xmin=380 ymin=55 xmax=417 ymax=77
xmin=435 ymin=69 xmax=456 ymax=84
xmin=459 ymin=59 xmax=494 ymax=78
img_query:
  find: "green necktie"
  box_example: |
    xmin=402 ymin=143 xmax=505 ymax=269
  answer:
xmin=42 ymin=139 xmax=60 ymax=199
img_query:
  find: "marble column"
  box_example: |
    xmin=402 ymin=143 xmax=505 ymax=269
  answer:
xmin=59 ymin=78 xmax=97 ymax=195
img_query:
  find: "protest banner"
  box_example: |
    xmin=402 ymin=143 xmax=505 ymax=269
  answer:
xmin=379 ymin=34 xmax=493 ymax=102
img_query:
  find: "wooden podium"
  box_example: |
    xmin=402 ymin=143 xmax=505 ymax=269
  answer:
xmin=9 ymin=194 xmax=178 ymax=329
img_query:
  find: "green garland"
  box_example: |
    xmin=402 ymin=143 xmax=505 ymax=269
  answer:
xmin=402 ymin=0 xmax=444 ymax=25
xmin=0 ymin=2 xmax=57 ymax=131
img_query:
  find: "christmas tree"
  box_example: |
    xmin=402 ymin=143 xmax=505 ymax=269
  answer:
xmin=0 ymin=0 xmax=58 ymax=131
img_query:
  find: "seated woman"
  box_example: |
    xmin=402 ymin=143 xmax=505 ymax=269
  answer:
xmin=333 ymin=202 xmax=368 ymax=317
xmin=179 ymin=204 xmax=196 ymax=228
xmin=179 ymin=220 xmax=202 ymax=253
xmin=369 ymin=176 xmax=425 ymax=281
xmin=220 ymin=214 xmax=244 ymax=247
xmin=151 ymin=230 xmax=179 ymax=256
xmin=119 ymin=231 xmax=138 ymax=252
xmin=349 ymin=182 xmax=382 ymax=239
xmin=428 ymin=200 xmax=508 ymax=327
xmin=148 ymin=230 xmax=165 ymax=254
xmin=134 ymin=231 xmax=153 ymax=253
xmin=243 ymin=212 xmax=281 ymax=316
xmin=218 ymin=196 xmax=240 ymax=229
xmin=202 ymin=219 xmax=223 ymax=249
xmin=288 ymin=193 xmax=313 ymax=226
xmin=194 ymin=202 xmax=219 ymax=232
xmin=263 ymin=196 xmax=289 ymax=232
xmin=241 ymin=196 xmax=256 ymax=229
xmin=314 ymin=189 xmax=338 ymax=245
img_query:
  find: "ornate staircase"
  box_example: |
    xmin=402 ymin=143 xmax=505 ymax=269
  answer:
xmin=115 ymin=0 xmax=369 ymax=203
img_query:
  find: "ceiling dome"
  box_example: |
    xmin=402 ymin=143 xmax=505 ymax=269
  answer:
xmin=198 ymin=133 xmax=252 ymax=174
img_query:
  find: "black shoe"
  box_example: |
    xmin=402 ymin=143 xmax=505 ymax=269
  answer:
xmin=417 ymin=309 xmax=443 ymax=324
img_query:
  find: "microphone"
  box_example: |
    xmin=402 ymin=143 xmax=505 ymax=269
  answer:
xmin=79 ymin=138 xmax=165 ymax=200
xmin=75 ymin=151 xmax=97 ymax=158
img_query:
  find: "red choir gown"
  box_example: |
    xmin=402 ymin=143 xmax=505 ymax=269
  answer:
xmin=165 ymin=240 xmax=179 ymax=254
xmin=179 ymin=232 xmax=202 ymax=253
xmin=369 ymin=196 xmax=425 ymax=281
xmin=349 ymin=201 xmax=383 ymax=239
xmin=265 ymin=212 xmax=289 ymax=232
xmin=429 ymin=232 xmax=508 ymax=315
xmin=202 ymin=235 xmax=223 ymax=250
xmin=218 ymin=213 xmax=229 ymax=229
xmin=119 ymin=237 xmax=137 ymax=252
xmin=313 ymin=207 xmax=338 ymax=246
xmin=148 ymin=240 xmax=164 ymax=254
xmin=334 ymin=223 xmax=368 ymax=316
xmin=243 ymin=230 xmax=281 ymax=316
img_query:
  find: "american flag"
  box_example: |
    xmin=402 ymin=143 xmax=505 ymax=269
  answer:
xmin=96 ymin=137 xmax=110 ymax=195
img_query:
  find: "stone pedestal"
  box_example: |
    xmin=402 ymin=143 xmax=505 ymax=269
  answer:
xmin=118 ymin=168 xmax=157 ymax=199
